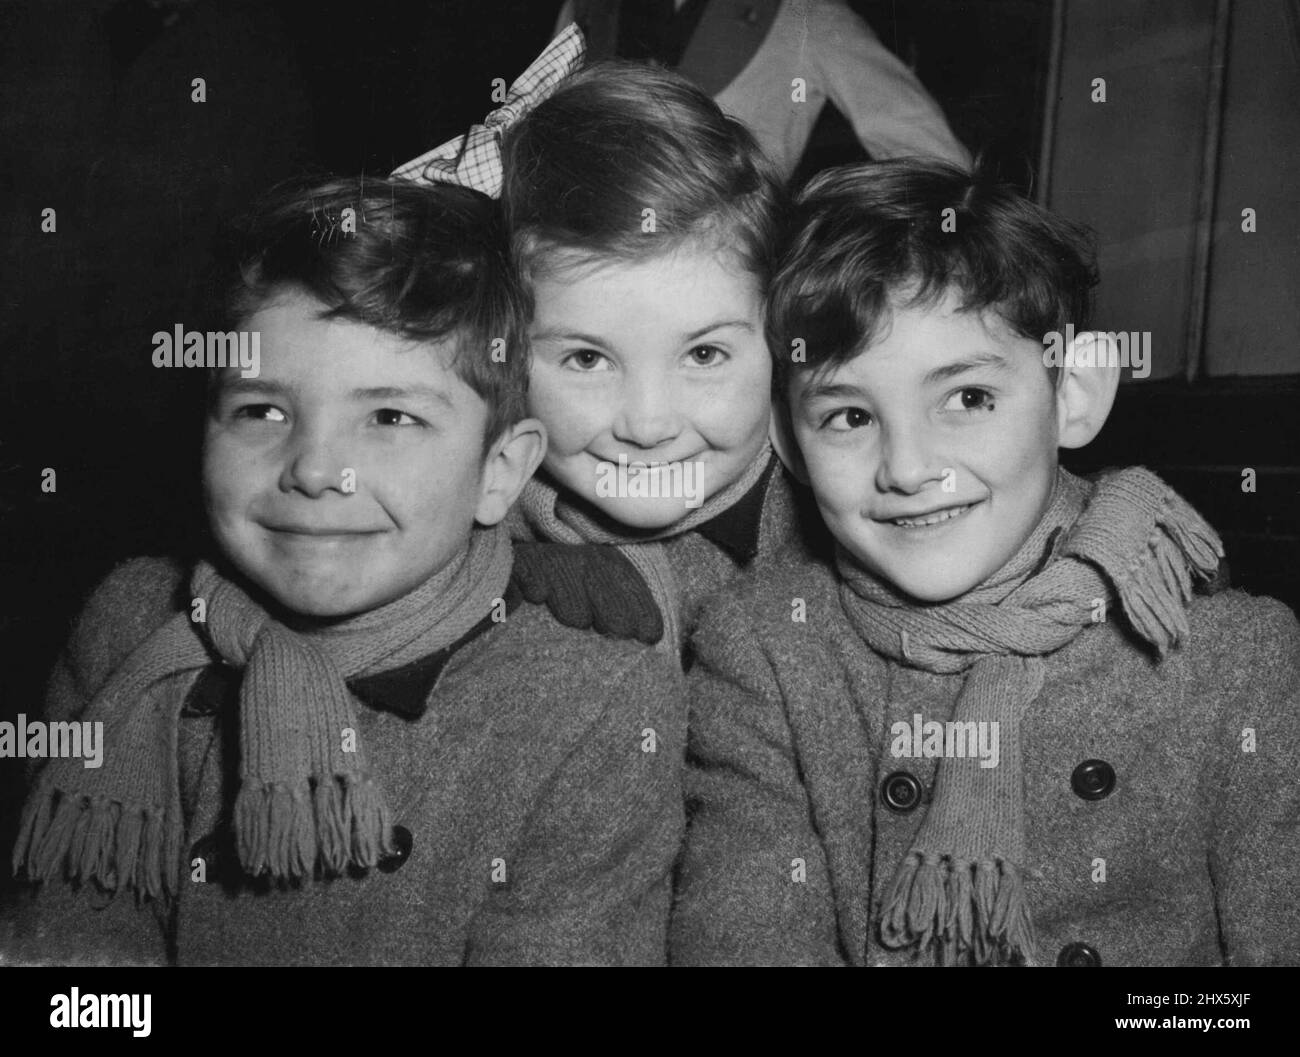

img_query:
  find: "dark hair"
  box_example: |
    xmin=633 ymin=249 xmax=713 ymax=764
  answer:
xmin=502 ymin=61 xmax=785 ymax=289
xmin=220 ymin=175 xmax=530 ymax=449
xmin=768 ymin=159 xmax=1099 ymax=387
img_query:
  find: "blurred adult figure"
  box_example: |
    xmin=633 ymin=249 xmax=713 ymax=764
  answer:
xmin=554 ymin=0 xmax=970 ymax=177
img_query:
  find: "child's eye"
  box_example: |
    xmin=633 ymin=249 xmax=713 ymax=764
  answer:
xmin=372 ymin=408 xmax=425 ymax=427
xmin=685 ymin=344 xmax=728 ymax=367
xmin=944 ymin=387 xmax=995 ymax=412
xmin=821 ymin=407 xmax=873 ymax=431
xmin=233 ymin=403 xmax=288 ymax=423
xmin=561 ymin=349 xmax=614 ymax=372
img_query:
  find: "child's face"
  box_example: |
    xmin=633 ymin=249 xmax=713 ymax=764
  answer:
xmin=790 ymin=289 xmax=1060 ymax=603
xmin=204 ymin=290 xmax=495 ymax=619
xmin=527 ymin=242 xmax=771 ymax=529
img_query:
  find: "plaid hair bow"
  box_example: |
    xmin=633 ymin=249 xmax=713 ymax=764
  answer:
xmin=392 ymin=23 xmax=587 ymax=198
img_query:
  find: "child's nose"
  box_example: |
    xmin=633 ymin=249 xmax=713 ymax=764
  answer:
xmin=279 ymin=427 xmax=351 ymax=497
xmin=612 ymin=379 xmax=683 ymax=450
xmin=875 ymin=425 xmax=942 ymax=494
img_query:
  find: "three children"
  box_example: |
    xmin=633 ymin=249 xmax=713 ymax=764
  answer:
xmin=9 ymin=41 xmax=1298 ymax=968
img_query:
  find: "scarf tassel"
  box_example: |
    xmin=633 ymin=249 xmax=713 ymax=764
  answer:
xmin=13 ymin=789 xmax=174 ymax=902
xmin=345 ymin=777 xmax=395 ymax=869
xmin=235 ymin=776 xmax=395 ymax=881
xmin=1114 ymin=499 xmax=1223 ymax=654
xmin=880 ymin=852 xmax=1036 ymax=966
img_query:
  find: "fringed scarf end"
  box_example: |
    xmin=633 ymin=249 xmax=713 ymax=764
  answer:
xmin=344 ymin=776 xmax=395 ymax=869
xmin=879 ymin=853 xmax=1036 ymax=966
xmin=235 ymin=779 xmax=314 ymax=881
xmin=12 ymin=788 xmax=174 ymax=903
xmin=1117 ymin=487 xmax=1225 ymax=655
xmin=235 ymin=775 xmax=395 ymax=881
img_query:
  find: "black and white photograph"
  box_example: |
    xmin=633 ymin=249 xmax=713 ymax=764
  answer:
xmin=0 ymin=0 xmax=1296 ymax=1017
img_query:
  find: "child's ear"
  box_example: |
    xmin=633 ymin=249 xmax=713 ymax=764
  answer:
xmin=1056 ymin=332 xmax=1121 ymax=449
xmin=474 ymin=417 xmax=547 ymax=525
xmin=769 ymin=394 xmax=810 ymax=485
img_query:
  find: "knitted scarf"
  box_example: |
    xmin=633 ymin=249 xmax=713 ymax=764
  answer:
xmin=13 ymin=525 xmax=514 ymax=903
xmin=837 ymin=467 xmax=1224 ymax=966
xmin=514 ymin=443 xmax=774 ymax=649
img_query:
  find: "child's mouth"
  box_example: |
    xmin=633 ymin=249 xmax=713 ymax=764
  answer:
xmin=887 ymin=502 xmax=976 ymax=528
xmin=601 ymin=454 xmax=704 ymax=471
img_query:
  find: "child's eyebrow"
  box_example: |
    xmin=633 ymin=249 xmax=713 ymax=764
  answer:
xmin=351 ymin=385 xmax=455 ymax=409
xmin=797 ymin=380 xmax=866 ymax=404
xmin=681 ymin=319 xmax=755 ymax=341
xmin=530 ymin=328 xmax=611 ymax=347
xmin=531 ymin=320 xmax=754 ymax=346
xmin=923 ymin=351 xmax=1012 ymax=385
xmin=216 ymin=378 xmax=290 ymax=399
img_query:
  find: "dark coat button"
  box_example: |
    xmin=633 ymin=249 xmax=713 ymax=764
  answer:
xmin=1071 ymin=759 xmax=1116 ymax=800
xmin=377 ymin=825 xmax=413 ymax=874
xmin=880 ymin=771 xmax=924 ymax=813
xmin=1057 ymin=942 xmax=1102 ymax=966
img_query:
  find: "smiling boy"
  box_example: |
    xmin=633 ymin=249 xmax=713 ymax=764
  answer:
xmin=670 ymin=160 xmax=1300 ymax=967
xmin=204 ymin=286 xmax=518 ymax=619
xmin=797 ymin=283 xmax=1081 ymax=602
xmin=7 ymin=177 xmax=683 ymax=966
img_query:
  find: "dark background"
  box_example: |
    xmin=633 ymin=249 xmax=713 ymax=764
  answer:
xmin=1 ymin=0 xmax=1296 ymax=897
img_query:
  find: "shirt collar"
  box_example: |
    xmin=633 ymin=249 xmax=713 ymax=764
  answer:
xmin=346 ymin=587 xmax=520 ymax=719
xmin=694 ymin=453 xmax=777 ymax=566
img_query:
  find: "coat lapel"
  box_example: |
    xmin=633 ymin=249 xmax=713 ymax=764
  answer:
xmin=780 ymin=578 xmax=882 ymax=964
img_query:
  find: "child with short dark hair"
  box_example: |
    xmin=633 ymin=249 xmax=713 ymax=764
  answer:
xmin=7 ymin=175 xmax=683 ymax=966
xmin=671 ymin=159 xmax=1300 ymax=966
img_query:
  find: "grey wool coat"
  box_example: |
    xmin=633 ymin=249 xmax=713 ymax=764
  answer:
xmin=658 ymin=456 xmax=830 ymax=641
xmin=669 ymin=549 xmax=1300 ymax=967
xmin=4 ymin=554 xmax=684 ymax=966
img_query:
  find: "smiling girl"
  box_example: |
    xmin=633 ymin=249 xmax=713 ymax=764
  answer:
xmin=500 ymin=62 xmax=826 ymax=650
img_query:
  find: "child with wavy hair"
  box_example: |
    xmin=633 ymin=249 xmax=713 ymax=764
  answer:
xmin=671 ymin=159 xmax=1300 ymax=967
xmin=6 ymin=174 xmax=684 ymax=966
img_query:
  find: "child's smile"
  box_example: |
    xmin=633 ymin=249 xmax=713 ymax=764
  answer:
xmin=261 ymin=525 xmax=391 ymax=561
xmin=791 ymin=290 xmax=1061 ymax=602
xmin=879 ymin=498 xmax=983 ymax=531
